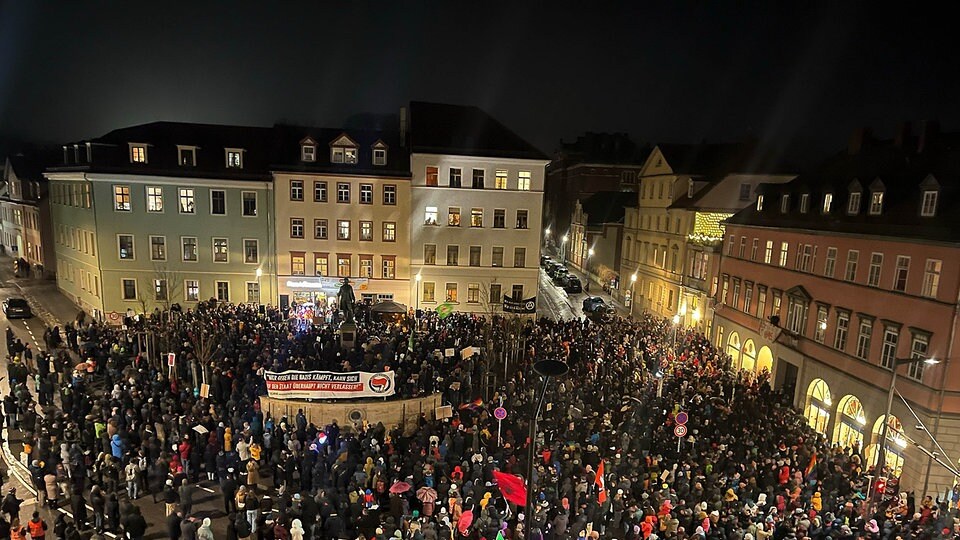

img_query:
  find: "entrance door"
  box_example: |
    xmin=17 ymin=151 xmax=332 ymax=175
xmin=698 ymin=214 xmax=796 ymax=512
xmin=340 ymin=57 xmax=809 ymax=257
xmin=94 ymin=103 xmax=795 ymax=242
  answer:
xmin=779 ymin=360 xmax=798 ymax=399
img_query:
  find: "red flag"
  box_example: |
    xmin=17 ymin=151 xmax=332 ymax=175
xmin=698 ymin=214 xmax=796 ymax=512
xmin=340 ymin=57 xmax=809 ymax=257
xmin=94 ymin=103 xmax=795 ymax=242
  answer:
xmin=493 ymin=470 xmax=528 ymax=507
xmin=804 ymin=450 xmax=817 ymax=478
xmin=596 ymin=460 xmax=607 ymax=503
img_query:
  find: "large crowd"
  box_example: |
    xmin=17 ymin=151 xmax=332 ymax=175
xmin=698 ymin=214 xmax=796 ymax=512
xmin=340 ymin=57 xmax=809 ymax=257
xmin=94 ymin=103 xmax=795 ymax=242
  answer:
xmin=1 ymin=298 xmax=958 ymax=540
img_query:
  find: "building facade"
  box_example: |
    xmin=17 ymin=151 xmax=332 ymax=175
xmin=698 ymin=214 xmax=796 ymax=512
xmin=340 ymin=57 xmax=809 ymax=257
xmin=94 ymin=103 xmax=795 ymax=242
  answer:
xmin=1 ymin=152 xmax=56 ymax=277
xmin=408 ymin=102 xmax=548 ymax=313
xmin=568 ymin=191 xmax=634 ymax=292
xmin=713 ymin=123 xmax=960 ymax=494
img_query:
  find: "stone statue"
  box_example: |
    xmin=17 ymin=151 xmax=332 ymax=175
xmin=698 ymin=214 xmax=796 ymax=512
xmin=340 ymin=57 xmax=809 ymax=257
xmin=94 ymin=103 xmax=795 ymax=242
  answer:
xmin=337 ymin=278 xmax=357 ymax=322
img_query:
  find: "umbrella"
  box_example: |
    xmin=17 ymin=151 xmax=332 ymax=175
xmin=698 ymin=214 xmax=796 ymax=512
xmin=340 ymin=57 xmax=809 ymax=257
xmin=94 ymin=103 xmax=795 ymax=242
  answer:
xmin=371 ymin=300 xmax=408 ymax=314
xmin=417 ymin=486 xmax=438 ymax=503
xmin=389 ymin=481 xmax=412 ymax=494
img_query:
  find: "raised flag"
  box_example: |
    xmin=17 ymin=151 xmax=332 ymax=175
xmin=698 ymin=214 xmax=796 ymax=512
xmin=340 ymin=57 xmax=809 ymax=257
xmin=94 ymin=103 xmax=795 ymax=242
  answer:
xmin=596 ymin=459 xmax=607 ymax=503
xmin=493 ymin=470 xmax=528 ymax=507
xmin=459 ymin=397 xmax=484 ymax=411
xmin=496 ymin=531 xmax=506 ymax=540
xmin=804 ymin=450 xmax=817 ymax=479
xmin=436 ymin=302 xmax=454 ymax=319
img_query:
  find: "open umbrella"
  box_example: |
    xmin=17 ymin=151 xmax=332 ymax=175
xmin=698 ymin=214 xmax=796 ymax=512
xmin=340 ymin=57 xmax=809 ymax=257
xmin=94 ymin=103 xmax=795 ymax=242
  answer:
xmin=416 ymin=486 xmax=438 ymax=503
xmin=389 ymin=480 xmax=412 ymax=494
xmin=371 ymin=300 xmax=408 ymax=314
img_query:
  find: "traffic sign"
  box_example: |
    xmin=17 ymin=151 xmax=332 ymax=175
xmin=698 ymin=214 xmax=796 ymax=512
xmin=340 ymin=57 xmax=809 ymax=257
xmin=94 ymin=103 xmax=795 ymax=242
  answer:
xmin=494 ymin=407 xmax=507 ymax=420
xmin=675 ymin=411 xmax=688 ymax=425
xmin=674 ymin=424 xmax=687 ymax=437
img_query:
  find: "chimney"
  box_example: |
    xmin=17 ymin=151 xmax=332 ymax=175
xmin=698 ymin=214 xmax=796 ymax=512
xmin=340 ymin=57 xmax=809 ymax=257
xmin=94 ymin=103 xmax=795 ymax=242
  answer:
xmin=399 ymin=106 xmax=408 ymax=147
xmin=894 ymin=121 xmax=912 ymax=148
xmin=917 ymin=120 xmax=940 ymax=153
xmin=847 ymin=127 xmax=871 ymax=155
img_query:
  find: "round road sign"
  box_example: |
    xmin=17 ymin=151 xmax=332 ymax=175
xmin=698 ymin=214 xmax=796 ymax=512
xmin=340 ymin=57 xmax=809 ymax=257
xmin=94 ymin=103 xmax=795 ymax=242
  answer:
xmin=674 ymin=424 xmax=688 ymax=437
xmin=494 ymin=407 xmax=507 ymax=421
xmin=675 ymin=411 xmax=689 ymax=425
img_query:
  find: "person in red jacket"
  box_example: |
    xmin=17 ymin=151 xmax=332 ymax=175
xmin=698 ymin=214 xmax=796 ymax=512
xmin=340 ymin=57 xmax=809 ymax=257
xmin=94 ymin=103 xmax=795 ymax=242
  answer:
xmin=179 ymin=437 xmax=192 ymax=480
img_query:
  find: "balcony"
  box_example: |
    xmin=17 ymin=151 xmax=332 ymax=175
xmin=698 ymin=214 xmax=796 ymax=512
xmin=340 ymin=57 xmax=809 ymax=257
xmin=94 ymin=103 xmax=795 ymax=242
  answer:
xmin=682 ymin=274 xmax=708 ymax=292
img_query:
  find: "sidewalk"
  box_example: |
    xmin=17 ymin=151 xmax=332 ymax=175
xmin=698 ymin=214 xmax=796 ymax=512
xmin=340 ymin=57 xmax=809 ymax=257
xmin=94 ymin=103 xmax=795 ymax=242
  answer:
xmin=0 ymin=253 xmax=81 ymax=330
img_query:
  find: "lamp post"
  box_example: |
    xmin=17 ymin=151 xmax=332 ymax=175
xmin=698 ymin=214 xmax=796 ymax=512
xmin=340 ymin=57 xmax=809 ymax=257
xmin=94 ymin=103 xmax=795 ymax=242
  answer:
xmin=255 ymin=268 xmax=263 ymax=305
xmin=672 ymin=314 xmax=681 ymax=348
xmin=525 ymin=357 xmax=569 ymax=532
xmin=629 ymin=273 xmax=638 ymax=314
xmin=876 ymin=356 xmax=941 ymax=483
xmin=585 ymin=247 xmax=594 ymax=292
xmin=561 ymin=234 xmax=569 ymax=263
xmin=692 ymin=307 xmax=701 ymax=331
xmin=415 ymin=272 xmax=422 ymax=311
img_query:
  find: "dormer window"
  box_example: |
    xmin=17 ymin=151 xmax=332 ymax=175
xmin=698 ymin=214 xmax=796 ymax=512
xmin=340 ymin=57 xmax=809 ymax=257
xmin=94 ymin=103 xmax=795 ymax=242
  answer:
xmin=225 ymin=148 xmax=244 ymax=168
xmin=800 ymin=193 xmax=809 ymax=214
xmin=330 ymin=133 xmax=359 ymax=164
xmin=300 ymin=137 xmax=317 ymax=162
xmin=822 ymin=193 xmax=833 ymax=213
xmin=921 ymin=190 xmax=938 ymax=217
xmin=372 ymin=140 xmax=388 ymax=166
xmin=780 ymin=194 xmax=790 ymax=213
xmin=847 ymin=192 xmax=861 ymax=214
xmin=756 ymin=194 xmax=764 ymax=211
xmin=178 ymin=146 xmax=196 ymax=167
xmin=868 ymin=178 xmax=885 ymax=215
xmin=129 ymin=143 xmax=148 ymax=164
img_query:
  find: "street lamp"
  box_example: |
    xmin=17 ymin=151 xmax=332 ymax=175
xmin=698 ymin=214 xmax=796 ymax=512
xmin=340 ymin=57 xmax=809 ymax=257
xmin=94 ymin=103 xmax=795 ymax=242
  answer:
xmin=629 ymin=273 xmax=637 ymax=312
xmin=525 ymin=357 xmax=569 ymax=532
xmin=692 ymin=307 xmax=701 ymax=329
xmin=672 ymin=314 xmax=681 ymax=348
xmin=415 ymin=272 xmax=422 ymax=311
xmin=561 ymin=234 xmax=569 ymax=263
xmin=876 ymin=356 xmax=941 ymax=482
xmin=255 ymin=268 xmax=263 ymax=305
xmin=585 ymin=248 xmax=595 ymax=292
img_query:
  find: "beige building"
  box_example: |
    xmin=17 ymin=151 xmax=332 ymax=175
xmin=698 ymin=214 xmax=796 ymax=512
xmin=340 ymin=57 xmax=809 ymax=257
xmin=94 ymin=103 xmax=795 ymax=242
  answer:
xmin=1 ymin=152 xmax=56 ymax=277
xmin=273 ymin=127 xmax=412 ymax=309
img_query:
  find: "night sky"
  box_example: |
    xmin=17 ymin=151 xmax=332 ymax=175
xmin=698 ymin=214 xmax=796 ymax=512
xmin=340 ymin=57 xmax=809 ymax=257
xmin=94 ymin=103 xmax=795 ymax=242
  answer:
xmin=1 ymin=1 xmax=956 ymax=163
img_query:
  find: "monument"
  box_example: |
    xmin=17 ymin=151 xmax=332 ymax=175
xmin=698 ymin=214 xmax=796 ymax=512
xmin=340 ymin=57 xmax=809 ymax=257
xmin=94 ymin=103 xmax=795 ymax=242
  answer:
xmin=337 ymin=277 xmax=358 ymax=349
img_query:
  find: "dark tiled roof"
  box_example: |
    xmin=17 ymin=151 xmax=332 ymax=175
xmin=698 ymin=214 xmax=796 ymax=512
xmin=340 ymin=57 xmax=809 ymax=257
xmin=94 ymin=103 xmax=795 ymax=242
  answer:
xmin=557 ymin=132 xmax=652 ymax=165
xmin=409 ymin=101 xmax=548 ymax=160
xmin=657 ymin=140 xmax=786 ymax=176
xmin=271 ymin=125 xmax=410 ymax=177
xmin=726 ymin=132 xmax=960 ymax=244
xmin=580 ymin=191 xmax=636 ymax=226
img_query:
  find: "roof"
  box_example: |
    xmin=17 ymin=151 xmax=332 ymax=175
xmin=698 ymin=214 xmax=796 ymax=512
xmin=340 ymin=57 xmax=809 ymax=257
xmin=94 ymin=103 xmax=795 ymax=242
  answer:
xmin=655 ymin=140 xmax=787 ymax=177
xmin=725 ymin=128 xmax=960 ymax=244
xmin=409 ymin=101 xmax=548 ymax=160
xmin=579 ymin=191 xmax=636 ymax=226
xmin=557 ymin=132 xmax=651 ymax=165
xmin=669 ymin=173 xmax=796 ymax=212
xmin=271 ymin=125 xmax=410 ymax=177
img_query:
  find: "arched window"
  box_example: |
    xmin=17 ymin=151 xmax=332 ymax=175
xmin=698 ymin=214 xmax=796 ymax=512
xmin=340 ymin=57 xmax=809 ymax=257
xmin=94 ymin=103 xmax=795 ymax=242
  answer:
xmin=804 ymin=379 xmax=832 ymax=435
xmin=865 ymin=415 xmax=906 ymax=479
xmin=741 ymin=339 xmax=757 ymax=372
xmin=833 ymin=395 xmax=866 ymax=450
xmin=726 ymin=332 xmax=742 ymax=368
xmin=756 ymin=346 xmax=773 ymax=374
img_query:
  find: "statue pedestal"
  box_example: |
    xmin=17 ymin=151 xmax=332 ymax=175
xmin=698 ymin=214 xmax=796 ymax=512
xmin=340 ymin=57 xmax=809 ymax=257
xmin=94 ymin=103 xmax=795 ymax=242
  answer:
xmin=339 ymin=320 xmax=358 ymax=350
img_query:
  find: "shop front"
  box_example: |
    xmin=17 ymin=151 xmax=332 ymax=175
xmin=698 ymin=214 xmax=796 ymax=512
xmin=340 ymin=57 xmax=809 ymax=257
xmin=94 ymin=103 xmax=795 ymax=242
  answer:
xmin=280 ymin=277 xmax=370 ymax=311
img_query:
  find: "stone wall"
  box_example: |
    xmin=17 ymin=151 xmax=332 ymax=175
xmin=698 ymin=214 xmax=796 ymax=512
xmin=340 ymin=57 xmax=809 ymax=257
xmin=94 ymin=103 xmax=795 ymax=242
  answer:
xmin=260 ymin=393 xmax=444 ymax=435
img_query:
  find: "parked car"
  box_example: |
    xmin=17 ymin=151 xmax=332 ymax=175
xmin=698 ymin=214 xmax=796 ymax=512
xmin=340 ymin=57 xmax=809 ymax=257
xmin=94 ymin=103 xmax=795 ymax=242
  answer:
xmin=547 ymin=263 xmax=567 ymax=278
xmin=563 ymin=276 xmax=583 ymax=293
xmin=552 ymin=271 xmax=572 ymax=285
xmin=582 ymin=296 xmax=607 ymax=313
xmin=588 ymin=304 xmax=617 ymax=323
xmin=2 ymin=297 xmax=33 ymax=319
xmin=540 ymin=255 xmax=552 ymax=267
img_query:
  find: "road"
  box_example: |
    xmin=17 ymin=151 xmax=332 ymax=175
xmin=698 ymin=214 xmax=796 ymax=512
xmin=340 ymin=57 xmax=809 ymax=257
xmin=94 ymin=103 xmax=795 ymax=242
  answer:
xmin=537 ymin=268 xmax=588 ymax=320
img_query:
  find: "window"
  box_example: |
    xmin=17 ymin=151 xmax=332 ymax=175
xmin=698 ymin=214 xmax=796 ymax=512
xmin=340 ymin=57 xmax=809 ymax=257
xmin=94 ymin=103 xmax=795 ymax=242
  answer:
xmin=383 ymin=185 xmax=396 ymax=205
xmin=246 ymin=282 xmax=260 ymax=304
xmin=868 ymin=253 xmax=883 ymax=287
xmin=800 ymin=194 xmax=809 ymax=213
xmin=360 ymin=184 xmax=373 ymax=204
xmin=360 ymin=221 xmax=373 ymax=241
xmin=799 ymin=244 xmax=814 ymax=272
xmin=216 ymin=281 xmax=230 ymax=302
xmin=290 ymin=180 xmax=304 ymax=201
xmin=921 ymin=190 xmax=938 ymax=217
xmin=822 ymin=193 xmax=833 ymax=213
xmin=301 ymin=143 xmax=316 ymax=162
xmin=383 ymin=222 xmax=396 ymax=242
xmin=337 ymin=182 xmax=350 ymax=203
xmin=518 ymin=171 xmax=531 ymax=191
xmin=847 ymin=192 xmax=861 ymax=214
xmin=118 ymin=235 xmax=135 ymax=260
xmin=130 ymin=144 xmax=147 ymax=163
xmin=756 ymin=194 xmax=764 ymax=211
xmin=922 ymin=259 xmax=942 ymax=298
xmin=449 ymin=168 xmax=461 ymax=187
xmin=516 ymin=210 xmax=529 ymax=229
xmin=422 ymin=282 xmax=436 ymax=303
xmin=512 ymin=284 xmax=524 ymax=300
xmin=743 ymin=284 xmax=754 ymax=314
xmin=426 ymin=166 xmax=439 ymax=186
xmin=424 ymin=244 xmax=437 ymax=265
xmin=114 ymin=185 xmax=131 ymax=211
xmin=122 ymin=279 xmax=137 ymax=300
xmin=314 ymin=253 xmax=328 ymax=276
xmin=490 ymin=283 xmax=502 ymax=304
xmin=381 ymin=256 xmax=395 ymax=279
xmin=725 ymin=235 xmax=735 ymax=256
xmin=337 ymin=255 xmax=351 ymax=277
xmin=154 ymin=279 xmax=168 ymax=301
xmin=772 ymin=292 xmax=782 ymax=321
xmin=424 ymin=206 xmax=438 ymax=225
xmin=448 ymin=207 xmax=461 ymax=227
xmin=472 ymin=169 xmax=485 ymax=189
xmin=226 ymin=149 xmax=243 ymax=168
xmin=893 ymin=256 xmax=910 ymax=292
xmin=814 ymin=306 xmax=828 ymax=343
xmin=732 ymin=279 xmax=741 ymax=309
xmin=178 ymin=147 xmax=196 ymax=166
xmin=291 ymin=218 xmax=304 ymax=238
xmin=739 ymin=183 xmax=751 ymax=201
xmin=492 ymin=247 xmax=503 ymax=267
xmin=185 ymin=280 xmax=200 ymax=302
xmin=493 ymin=209 xmax=505 ymax=229
xmin=757 ymin=287 xmax=767 ymax=318
xmin=824 ymin=247 xmax=837 ymax=278
xmin=751 ymin=238 xmax=758 ymax=261
xmin=242 ymin=191 xmax=257 ymax=216
xmin=182 ymin=237 xmax=198 ymax=262
xmin=856 ymin=319 xmax=873 ymax=359
xmin=881 ymin=327 xmax=899 ymax=369
xmin=907 ymin=333 xmax=930 ymax=381
xmin=146 ymin=186 xmax=164 ymax=212
xmin=764 ymin=241 xmax=773 ymax=264
xmin=178 ymin=188 xmax=195 ymax=214
xmin=244 ymin=239 xmax=259 ymax=264
xmin=314 ymin=181 xmax=327 ymax=202
xmin=467 ymin=283 xmax=480 ymax=303
xmin=469 ymin=246 xmax=481 ymax=267
xmin=150 ymin=236 xmax=166 ymax=261
xmin=834 ymin=312 xmax=850 ymax=350
xmin=331 ymin=144 xmax=357 ymax=164
xmin=337 ymin=220 xmax=351 ymax=240
xmin=869 ymin=191 xmax=884 ymax=215
xmin=738 ymin=236 xmax=746 ymax=258
xmin=309 ymin=218 xmax=327 ymax=240
xmin=513 ymin=247 xmax=526 ymax=268
xmin=844 ymin=250 xmax=859 ymax=281
xmin=786 ymin=297 xmax=808 ymax=334
xmin=213 ymin=238 xmax=229 ymax=262
xmin=211 ymin=190 xmax=226 ymax=215
xmin=359 ymin=256 xmax=373 ymax=278
xmin=471 ymin=208 xmax=483 ymax=227
xmin=721 ymin=279 xmax=729 ymax=305
xmin=373 ymin=148 xmax=386 ymax=166
xmin=779 ymin=241 xmax=788 ymax=267
xmin=780 ymin=194 xmax=790 ymax=213
xmin=445 ymin=283 xmax=458 ymax=302
xmin=447 ymin=245 xmax=459 ymax=266
xmin=495 ymin=170 xmax=508 ymax=189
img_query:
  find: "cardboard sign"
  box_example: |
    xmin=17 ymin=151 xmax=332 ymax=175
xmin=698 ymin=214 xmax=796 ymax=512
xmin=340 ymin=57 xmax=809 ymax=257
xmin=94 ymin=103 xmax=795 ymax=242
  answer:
xmin=200 ymin=384 xmax=210 ymax=398
xmin=167 ymin=352 xmax=176 ymax=367
xmin=444 ymin=348 xmax=455 ymax=358
xmin=461 ymin=346 xmax=476 ymax=358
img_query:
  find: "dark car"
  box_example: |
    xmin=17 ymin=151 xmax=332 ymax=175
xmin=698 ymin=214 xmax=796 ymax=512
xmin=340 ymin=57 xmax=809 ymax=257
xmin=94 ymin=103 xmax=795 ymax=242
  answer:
xmin=563 ymin=276 xmax=583 ymax=293
xmin=552 ymin=271 xmax=572 ymax=285
xmin=588 ymin=304 xmax=617 ymax=323
xmin=582 ymin=296 xmax=606 ymax=313
xmin=547 ymin=263 xmax=567 ymax=278
xmin=540 ymin=255 xmax=552 ymax=267
xmin=2 ymin=297 xmax=32 ymax=319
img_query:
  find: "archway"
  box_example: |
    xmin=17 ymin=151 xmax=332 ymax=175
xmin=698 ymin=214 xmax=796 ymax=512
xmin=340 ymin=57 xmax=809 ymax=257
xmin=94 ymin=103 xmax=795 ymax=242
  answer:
xmin=865 ymin=415 xmax=906 ymax=478
xmin=804 ymin=379 xmax=832 ymax=435
xmin=832 ymin=395 xmax=866 ymax=451
xmin=756 ymin=346 xmax=773 ymax=374
xmin=741 ymin=339 xmax=757 ymax=372
xmin=727 ymin=332 xmax=742 ymax=368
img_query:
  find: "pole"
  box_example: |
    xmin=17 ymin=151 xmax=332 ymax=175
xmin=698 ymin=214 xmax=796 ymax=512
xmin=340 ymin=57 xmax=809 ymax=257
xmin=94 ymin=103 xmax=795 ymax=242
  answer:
xmin=525 ymin=375 xmax=552 ymax=531
xmin=876 ymin=364 xmax=899 ymax=483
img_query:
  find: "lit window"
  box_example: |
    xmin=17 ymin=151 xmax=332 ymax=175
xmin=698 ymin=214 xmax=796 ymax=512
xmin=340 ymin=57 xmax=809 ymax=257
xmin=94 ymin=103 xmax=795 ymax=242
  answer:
xmin=130 ymin=144 xmax=147 ymax=163
xmin=114 ymin=185 xmax=131 ymax=211
xmin=290 ymin=253 xmax=305 ymax=275
xmin=154 ymin=279 xmax=168 ymax=301
xmin=178 ymin=146 xmax=196 ymax=166
xmin=869 ymin=191 xmax=884 ymax=215
xmin=424 ymin=206 xmax=438 ymax=225
xmin=518 ymin=171 xmax=532 ymax=191
xmin=118 ymin=235 xmax=135 ymax=260
xmin=383 ymin=222 xmax=396 ymax=242
xmin=822 ymin=193 xmax=833 ymax=213
xmin=756 ymin=194 xmax=764 ymax=211
xmin=337 ymin=256 xmax=351 ymax=277
xmin=445 ymin=283 xmax=458 ymax=302
xmin=226 ymin=149 xmax=243 ymax=168
xmin=146 ymin=186 xmax=164 ymax=212
xmin=779 ymin=241 xmax=788 ymax=267
xmin=448 ymin=207 xmax=461 ymax=227
xmin=382 ymin=257 xmax=395 ymax=279
xmin=360 ymin=221 xmax=373 ymax=241
xmin=360 ymin=256 xmax=373 ymax=278
xmin=178 ymin=188 xmax=196 ymax=214
xmin=471 ymin=208 xmax=483 ymax=227
xmin=338 ymin=220 xmax=350 ymax=240
xmin=922 ymin=259 xmax=941 ymax=298
xmin=185 ymin=280 xmax=200 ymax=302
xmin=244 ymin=239 xmax=259 ymax=264
xmin=921 ymin=190 xmax=938 ymax=217
xmin=426 ymin=166 xmax=439 ymax=186
xmin=422 ymin=282 xmax=436 ymax=303
xmin=495 ymin=170 xmax=508 ymax=189
xmin=213 ymin=238 xmax=229 ymax=262
xmin=314 ymin=254 xmax=328 ymax=276
xmin=516 ymin=210 xmax=528 ymax=229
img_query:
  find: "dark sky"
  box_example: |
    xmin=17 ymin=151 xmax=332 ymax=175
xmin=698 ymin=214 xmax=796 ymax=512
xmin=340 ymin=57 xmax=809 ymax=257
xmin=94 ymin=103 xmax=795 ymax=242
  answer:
xmin=0 ymin=1 xmax=956 ymax=163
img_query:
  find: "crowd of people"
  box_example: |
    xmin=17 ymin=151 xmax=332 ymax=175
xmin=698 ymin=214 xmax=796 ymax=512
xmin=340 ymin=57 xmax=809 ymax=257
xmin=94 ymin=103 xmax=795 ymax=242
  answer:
xmin=1 ymin=298 xmax=958 ymax=540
